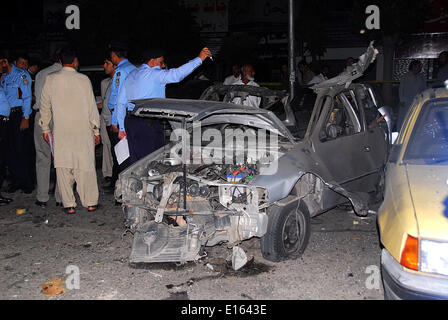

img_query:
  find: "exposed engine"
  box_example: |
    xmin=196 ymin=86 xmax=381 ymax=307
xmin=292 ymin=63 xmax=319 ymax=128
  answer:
xmin=121 ymin=155 xmax=270 ymax=264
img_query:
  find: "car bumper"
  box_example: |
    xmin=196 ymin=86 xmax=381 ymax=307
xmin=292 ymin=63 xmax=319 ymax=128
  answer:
xmin=381 ymin=249 xmax=448 ymax=300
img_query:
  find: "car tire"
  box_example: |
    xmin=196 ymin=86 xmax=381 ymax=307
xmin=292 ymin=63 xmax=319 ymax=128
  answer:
xmin=261 ymin=201 xmax=311 ymax=262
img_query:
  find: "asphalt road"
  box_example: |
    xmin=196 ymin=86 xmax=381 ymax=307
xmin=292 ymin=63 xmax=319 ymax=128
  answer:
xmin=0 ymin=187 xmax=384 ymax=300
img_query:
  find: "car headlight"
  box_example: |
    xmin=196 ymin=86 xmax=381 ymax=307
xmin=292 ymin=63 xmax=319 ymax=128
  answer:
xmin=420 ymin=239 xmax=448 ymax=276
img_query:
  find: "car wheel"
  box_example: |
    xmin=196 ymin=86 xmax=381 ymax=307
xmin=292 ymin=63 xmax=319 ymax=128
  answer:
xmin=261 ymin=202 xmax=311 ymax=262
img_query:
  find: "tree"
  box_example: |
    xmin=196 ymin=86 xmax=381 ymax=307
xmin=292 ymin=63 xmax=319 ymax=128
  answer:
xmin=350 ymin=0 xmax=432 ymax=106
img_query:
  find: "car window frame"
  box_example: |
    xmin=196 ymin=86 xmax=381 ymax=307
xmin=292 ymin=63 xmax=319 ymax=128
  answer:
xmin=318 ymin=90 xmax=363 ymax=142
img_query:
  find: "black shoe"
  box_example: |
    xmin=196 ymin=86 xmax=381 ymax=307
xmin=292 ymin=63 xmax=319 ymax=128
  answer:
xmin=56 ymin=202 xmax=63 ymax=207
xmin=35 ymin=200 xmax=47 ymax=208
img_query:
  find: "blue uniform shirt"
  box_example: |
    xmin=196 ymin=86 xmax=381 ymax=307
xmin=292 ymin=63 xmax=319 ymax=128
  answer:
xmin=116 ymin=57 xmax=202 ymax=132
xmin=0 ymin=65 xmax=32 ymax=117
xmin=0 ymin=87 xmax=11 ymax=117
xmin=109 ymin=59 xmax=136 ymax=126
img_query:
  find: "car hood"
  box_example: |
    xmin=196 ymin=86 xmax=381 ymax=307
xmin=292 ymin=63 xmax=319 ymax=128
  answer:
xmin=406 ymin=164 xmax=448 ymax=241
xmin=131 ymin=98 xmax=295 ymax=142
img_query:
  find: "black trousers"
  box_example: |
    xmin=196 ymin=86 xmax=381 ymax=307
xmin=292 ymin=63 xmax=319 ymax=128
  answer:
xmin=0 ymin=116 xmax=8 ymax=189
xmin=106 ymin=125 xmax=121 ymax=183
xmin=6 ymin=109 xmax=35 ymax=190
xmin=125 ymin=114 xmax=165 ymax=167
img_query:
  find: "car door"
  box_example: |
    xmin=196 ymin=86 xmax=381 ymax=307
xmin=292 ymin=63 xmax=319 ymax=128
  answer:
xmin=354 ymin=85 xmax=389 ymax=171
xmin=311 ymin=89 xmax=379 ymax=193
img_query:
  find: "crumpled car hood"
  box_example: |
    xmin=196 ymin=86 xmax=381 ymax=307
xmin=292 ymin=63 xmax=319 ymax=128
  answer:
xmin=131 ymin=98 xmax=295 ymax=142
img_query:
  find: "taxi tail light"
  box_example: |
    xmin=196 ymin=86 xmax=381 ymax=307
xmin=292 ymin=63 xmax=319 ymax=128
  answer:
xmin=400 ymin=235 xmax=419 ymax=271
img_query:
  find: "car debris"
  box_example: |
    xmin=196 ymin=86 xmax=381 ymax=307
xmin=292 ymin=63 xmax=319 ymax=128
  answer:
xmin=231 ymin=246 xmax=248 ymax=271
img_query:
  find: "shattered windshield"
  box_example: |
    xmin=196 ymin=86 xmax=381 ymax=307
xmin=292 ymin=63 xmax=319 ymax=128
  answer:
xmin=404 ymin=99 xmax=448 ymax=165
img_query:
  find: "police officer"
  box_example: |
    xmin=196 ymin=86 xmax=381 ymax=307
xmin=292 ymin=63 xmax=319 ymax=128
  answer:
xmin=116 ymin=47 xmax=212 ymax=166
xmin=14 ymin=53 xmax=29 ymax=71
xmin=106 ymin=43 xmax=136 ymax=183
xmin=0 ymin=86 xmax=13 ymax=205
xmin=0 ymin=51 xmax=34 ymax=194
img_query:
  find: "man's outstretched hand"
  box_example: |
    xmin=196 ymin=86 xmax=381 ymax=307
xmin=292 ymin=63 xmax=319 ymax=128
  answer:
xmin=198 ymin=47 xmax=212 ymax=62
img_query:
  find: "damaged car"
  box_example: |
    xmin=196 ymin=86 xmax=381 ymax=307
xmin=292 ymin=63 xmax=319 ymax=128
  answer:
xmin=115 ymin=42 xmax=390 ymax=266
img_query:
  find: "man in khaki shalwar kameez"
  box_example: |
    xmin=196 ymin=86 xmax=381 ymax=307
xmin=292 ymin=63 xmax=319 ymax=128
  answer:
xmin=39 ymin=47 xmax=100 ymax=214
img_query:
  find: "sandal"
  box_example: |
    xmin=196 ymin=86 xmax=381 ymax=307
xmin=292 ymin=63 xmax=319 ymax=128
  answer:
xmin=87 ymin=204 xmax=99 ymax=212
xmin=63 ymin=207 xmax=76 ymax=214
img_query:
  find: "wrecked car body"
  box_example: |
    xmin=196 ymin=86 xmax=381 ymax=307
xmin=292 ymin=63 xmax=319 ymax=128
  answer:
xmin=115 ymin=42 xmax=388 ymax=265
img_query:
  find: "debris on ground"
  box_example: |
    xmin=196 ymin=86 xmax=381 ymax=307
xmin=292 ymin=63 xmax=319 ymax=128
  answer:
xmin=231 ymin=246 xmax=248 ymax=271
xmin=41 ymin=278 xmax=66 ymax=297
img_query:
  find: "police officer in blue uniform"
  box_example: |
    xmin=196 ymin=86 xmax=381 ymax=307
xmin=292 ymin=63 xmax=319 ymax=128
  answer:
xmin=106 ymin=43 xmax=136 ymax=184
xmin=0 ymin=86 xmax=13 ymax=205
xmin=0 ymin=51 xmax=34 ymax=194
xmin=116 ymin=47 xmax=211 ymax=166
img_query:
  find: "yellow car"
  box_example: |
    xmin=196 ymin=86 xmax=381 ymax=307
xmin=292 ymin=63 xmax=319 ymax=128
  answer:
xmin=378 ymin=88 xmax=448 ymax=299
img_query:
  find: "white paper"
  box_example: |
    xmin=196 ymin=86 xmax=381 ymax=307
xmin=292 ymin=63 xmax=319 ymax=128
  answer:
xmin=114 ymin=138 xmax=130 ymax=165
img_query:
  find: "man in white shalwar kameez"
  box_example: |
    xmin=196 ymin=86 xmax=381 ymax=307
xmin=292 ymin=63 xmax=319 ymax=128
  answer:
xmin=231 ymin=64 xmax=261 ymax=108
xmin=39 ymin=47 xmax=100 ymax=214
